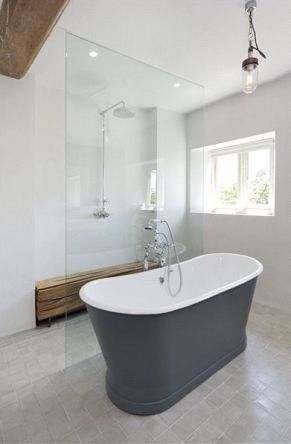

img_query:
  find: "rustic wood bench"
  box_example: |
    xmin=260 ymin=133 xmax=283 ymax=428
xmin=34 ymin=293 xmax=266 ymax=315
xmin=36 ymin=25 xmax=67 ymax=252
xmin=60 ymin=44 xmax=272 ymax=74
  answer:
xmin=35 ymin=261 xmax=155 ymax=326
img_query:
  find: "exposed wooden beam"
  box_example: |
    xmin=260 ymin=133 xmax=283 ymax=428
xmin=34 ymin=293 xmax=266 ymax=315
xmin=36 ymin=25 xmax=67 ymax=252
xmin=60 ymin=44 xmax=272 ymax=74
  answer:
xmin=0 ymin=0 xmax=70 ymax=79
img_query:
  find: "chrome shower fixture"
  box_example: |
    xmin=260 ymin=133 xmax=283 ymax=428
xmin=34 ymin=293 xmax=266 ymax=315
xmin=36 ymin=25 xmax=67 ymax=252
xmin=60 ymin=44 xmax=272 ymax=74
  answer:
xmin=242 ymin=0 xmax=266 ymax=94
xmin=93 ymin=203 xmax=110 ymax=219
xmin=113 ymin=104 xmax=135 ymax=119
xmin=94 ymin=101 xmax=135 ymax=219
xmin=100 ymin=101 xmax=135 ymax=119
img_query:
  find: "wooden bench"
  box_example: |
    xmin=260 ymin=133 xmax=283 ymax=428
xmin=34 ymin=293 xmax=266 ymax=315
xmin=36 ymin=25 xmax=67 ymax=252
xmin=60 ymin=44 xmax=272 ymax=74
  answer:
xmin=35 ymin=261 xmax=155 ymax=326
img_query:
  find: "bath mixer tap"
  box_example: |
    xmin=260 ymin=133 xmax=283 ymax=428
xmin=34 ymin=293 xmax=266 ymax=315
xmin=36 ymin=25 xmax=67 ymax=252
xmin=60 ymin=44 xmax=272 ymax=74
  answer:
xmin=143 ymin=235 xmax=169 ymax=271
xmin=143 ymin=219 xmax=183 ymax=296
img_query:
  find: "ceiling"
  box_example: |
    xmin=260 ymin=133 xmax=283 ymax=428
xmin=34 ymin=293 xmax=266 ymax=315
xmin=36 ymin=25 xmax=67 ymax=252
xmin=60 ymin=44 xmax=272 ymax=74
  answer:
xmin=32 ymin=0 xmax=291 ymax=105
xmin=67 ymin=34 xmax=204 ymax=113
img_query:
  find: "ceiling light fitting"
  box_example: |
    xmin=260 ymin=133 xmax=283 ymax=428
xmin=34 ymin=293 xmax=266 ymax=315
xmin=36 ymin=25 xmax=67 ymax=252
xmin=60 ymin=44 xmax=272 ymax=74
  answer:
xmin=242 ymin=0 xmax=266 ymax=94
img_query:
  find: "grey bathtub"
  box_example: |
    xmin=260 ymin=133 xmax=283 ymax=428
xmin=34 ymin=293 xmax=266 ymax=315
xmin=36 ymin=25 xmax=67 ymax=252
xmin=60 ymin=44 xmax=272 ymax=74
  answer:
xmin=80 ymin=253 xmax=263 ymax=415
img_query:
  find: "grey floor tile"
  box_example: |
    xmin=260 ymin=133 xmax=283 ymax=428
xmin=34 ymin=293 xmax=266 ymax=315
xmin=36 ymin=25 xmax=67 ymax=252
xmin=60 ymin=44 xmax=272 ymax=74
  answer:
xmin=25 ymin=416 xmax=53 ymax=442
xmin=67 ymin=406 xmax=93 ymax=431
xmin=171 ymin=400 xmax=214 ymax=441
xmin=109 ymin=408 xmax=144 ymax=437
xmin=45 ymin=409 xmax=73 ymax=441
xmin=1 ymin=410 xmax=25 ymax=434
xmin=124 ymin=424 xmax=153 ymax=444
xmin=100 ymin=423 xmax=130 ymax=444
xmin=206 ymin=370 xmax=230 ymax=390
xmin=251 ymin=422 xmax=283 ymax=443
xmin=159 ymin=398 xmax=194 ymax=427
xmin=214 ymin=434 xmax=233 ymax=444
xmin=0 ymin=392 xmax=17 ymax=409
xmin=185 ymin=422 xmax=222 ymax=443
xmin=194 ymin=383 xmax=213 ymax=398
xmin=207 ymin=383 xmax=236 ymax=408
xmin=76 ymin=421 xmax=101 ymax=443
xmin=154 ymin=428 xmax=182 ymax=444
xmin=85 ymin=400 xmax=116 ymax=431
xmin=259 ymin=412 xmax=290 ymax=438
xmin=225 ymin=418 xmax=255 ymax=443
xmin=55 ymin=431 xmax=81 ymax=444
xmin=0 ymin=402 xmax=22 ymax=422
xmin=37 ymin=393 xmax=64 ymax=417
xmin=3 ymin=424 xmax=27 ymax=444
xmin=0 ymin=303 xmax=291 ymax=443
xmin=283 ymin=426 xmax=291 ymax=443
xmin=206 ymin=405 xmax=238 ymax=433
xmin=142 ymin=416 xmax=169 ymax=439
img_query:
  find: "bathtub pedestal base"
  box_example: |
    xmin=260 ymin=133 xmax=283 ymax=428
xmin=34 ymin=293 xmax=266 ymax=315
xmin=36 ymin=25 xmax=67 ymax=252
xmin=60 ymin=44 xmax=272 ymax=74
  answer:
xmin=85 ymin=273 xmax=258 ymax=417
xmin=106 ymin=338 xmax=246 ymax=415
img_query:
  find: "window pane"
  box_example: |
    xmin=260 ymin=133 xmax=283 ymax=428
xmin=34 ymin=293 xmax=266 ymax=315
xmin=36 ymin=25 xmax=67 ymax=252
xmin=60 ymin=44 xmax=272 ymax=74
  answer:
xmin=248 ymin=149 xmax=270 ymax=205
xmin=148 ymin=170 xmax=157 ymax=206
xmin=215 ymin=154 xmax=238 ymax=206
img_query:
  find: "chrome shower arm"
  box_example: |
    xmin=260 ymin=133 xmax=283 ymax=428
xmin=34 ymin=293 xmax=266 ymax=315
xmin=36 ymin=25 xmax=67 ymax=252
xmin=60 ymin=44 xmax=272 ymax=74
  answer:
xmin=100 ymin=101 xmax=125 ymax=116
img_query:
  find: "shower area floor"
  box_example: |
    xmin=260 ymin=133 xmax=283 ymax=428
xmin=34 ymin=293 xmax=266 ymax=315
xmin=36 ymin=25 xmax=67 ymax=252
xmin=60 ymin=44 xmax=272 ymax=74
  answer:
xmin=0 ymin=303 xmax=291 ymax=443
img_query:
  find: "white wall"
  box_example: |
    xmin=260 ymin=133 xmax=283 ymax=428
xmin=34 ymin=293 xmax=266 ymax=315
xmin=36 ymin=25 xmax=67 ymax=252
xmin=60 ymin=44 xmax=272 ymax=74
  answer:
xmin=34 ymin=81 xmax=66 ymax=280
xmin=34 ymin=28 xmax=66 ymax=281
xmin=188 ymin=74 xmax=291 ymax=312
xmin=0 ymin=29 xmax=66 ymax=337
xmin=0 ymin=75 xmax=36 ymax=337
xmin=157 ymin=109 xmax=189 ymax=259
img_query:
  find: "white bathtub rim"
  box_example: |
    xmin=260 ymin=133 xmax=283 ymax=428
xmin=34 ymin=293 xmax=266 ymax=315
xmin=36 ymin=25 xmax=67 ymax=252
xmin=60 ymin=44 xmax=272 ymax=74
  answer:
xmin=80 ymin=253 xmax=263 ymax=315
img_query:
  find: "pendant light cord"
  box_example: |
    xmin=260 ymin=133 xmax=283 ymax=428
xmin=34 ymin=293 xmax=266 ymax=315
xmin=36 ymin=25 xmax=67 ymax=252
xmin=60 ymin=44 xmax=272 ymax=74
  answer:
xmin=248 ymin=10 xmax=266 ymax=59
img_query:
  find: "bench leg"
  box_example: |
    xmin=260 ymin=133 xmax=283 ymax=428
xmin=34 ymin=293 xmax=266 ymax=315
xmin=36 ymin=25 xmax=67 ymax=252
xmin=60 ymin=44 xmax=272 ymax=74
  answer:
xmin=48 ymin=317 xmax=52 ymax=328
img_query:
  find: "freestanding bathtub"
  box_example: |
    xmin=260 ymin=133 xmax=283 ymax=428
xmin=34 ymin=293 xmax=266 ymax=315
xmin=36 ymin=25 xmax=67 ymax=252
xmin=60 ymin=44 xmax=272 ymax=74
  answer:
xmin=80 ymin=253 xmax=263 ymax=415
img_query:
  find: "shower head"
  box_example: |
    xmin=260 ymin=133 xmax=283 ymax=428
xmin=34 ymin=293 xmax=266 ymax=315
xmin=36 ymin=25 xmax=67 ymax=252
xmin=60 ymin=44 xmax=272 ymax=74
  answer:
xmin=113 ymin=104 xmax=135 ymax=119
xmin=100 ymin=101 xmax=135 ymax=119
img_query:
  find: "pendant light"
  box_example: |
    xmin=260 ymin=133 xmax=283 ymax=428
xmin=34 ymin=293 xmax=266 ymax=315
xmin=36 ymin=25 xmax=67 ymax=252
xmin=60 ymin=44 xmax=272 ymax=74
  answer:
xmin=242 ymin=0 xmax=266 ymax=94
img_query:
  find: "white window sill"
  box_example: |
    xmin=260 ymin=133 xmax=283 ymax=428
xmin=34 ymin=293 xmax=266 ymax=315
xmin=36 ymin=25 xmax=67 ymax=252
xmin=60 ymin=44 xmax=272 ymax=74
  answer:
xmin=204 ymin=208 xmax=274 ymax=217
xmin=139 ymin=206 xmax=164 ymax=212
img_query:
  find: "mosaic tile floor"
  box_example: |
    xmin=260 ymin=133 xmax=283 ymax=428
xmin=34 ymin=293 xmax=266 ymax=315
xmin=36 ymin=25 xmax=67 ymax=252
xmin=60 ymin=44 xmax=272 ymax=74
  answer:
xmin=1 ymin=303 xmax=291 ymax=444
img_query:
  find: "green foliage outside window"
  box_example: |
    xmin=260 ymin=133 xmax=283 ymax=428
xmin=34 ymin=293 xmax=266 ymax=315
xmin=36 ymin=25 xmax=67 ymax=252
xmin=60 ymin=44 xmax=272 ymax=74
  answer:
xmin=220 ymin=184 xmax=237 ymax=205
xmin=249 ymin=169 xmax=269 ymax=205
xmin=219 ymin=169 xmax=269 ymax=206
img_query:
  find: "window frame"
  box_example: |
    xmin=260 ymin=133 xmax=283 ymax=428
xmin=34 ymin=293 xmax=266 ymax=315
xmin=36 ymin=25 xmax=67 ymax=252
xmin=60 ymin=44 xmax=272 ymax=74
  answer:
xmin=204 ymin=135 xmax=275 ymax=216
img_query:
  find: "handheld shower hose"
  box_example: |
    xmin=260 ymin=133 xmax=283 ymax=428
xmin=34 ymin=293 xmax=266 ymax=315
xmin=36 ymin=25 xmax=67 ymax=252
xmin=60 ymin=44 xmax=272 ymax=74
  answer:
xmin=146 ymin=219 xmax=183 ymax=296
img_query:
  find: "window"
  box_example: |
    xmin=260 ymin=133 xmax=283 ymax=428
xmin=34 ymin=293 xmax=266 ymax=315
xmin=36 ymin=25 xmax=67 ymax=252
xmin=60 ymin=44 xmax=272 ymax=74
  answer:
xmin=146 ymin=169 xmax=157 ymax=209
xmin=192 ymin=132 xmax=275 ymax=216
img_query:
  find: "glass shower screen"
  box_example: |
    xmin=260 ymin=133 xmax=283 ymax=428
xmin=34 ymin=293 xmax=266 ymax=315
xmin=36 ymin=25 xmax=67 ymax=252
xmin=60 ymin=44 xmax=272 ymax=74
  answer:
xmin=65 ymin=33 xmax=204 ymax=367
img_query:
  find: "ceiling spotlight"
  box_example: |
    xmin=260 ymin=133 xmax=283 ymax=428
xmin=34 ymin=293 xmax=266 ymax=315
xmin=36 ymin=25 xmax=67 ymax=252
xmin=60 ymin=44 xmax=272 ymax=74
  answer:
xmin=173 ymin=82 xmax=181 ymax=88
xmin=242 ymin=0 xmax=266 ymax=94
xmin=89 ymin=51 xmax=98 ymax=58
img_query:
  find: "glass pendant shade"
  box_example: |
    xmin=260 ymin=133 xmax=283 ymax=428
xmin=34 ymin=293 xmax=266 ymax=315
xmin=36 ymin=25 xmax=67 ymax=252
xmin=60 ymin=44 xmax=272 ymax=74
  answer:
xmin=242 ymin=59 xmax=259 ymax=94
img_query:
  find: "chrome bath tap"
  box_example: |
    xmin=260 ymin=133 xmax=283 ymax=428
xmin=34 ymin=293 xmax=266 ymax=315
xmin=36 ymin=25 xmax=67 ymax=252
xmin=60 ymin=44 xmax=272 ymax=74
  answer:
xmin=143 ymin=219 xmax=183 ymax=297
xmin=143 ymin=236 xmax=168 ymax=271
